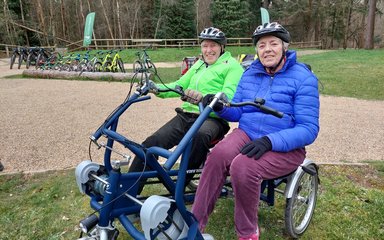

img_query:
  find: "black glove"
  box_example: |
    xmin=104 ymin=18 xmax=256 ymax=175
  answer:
xmin=240 ymin=136 xmax=272 ymax=160
xmin=202 ymin=94 xmax=224 ymax=112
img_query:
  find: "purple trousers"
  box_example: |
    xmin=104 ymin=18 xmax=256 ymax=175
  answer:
xmin=191 ymin=128 xmax=305 ymax=238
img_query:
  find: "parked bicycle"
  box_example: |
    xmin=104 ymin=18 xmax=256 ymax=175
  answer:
xmin=35 ymin=48 xmax=52 ymax=69
xmin=133 ymin=46 xmax=157 ymax=74
xmin=101 ymin=49 xmax=125 ymax=73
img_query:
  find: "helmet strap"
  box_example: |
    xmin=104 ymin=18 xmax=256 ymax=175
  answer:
xmin=265 ymin=46 xmax=286 ymax=74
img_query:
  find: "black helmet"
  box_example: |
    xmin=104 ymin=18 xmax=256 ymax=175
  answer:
xmin=199 ymin=27 xmax=227 ymax=45
xmin=252 ymin=22 xmax=291 ymax=45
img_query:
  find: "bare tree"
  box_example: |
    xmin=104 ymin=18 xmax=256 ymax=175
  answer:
xmin=19 ymin=0 xmax=29 ymax=45
xmin=100 ymin=0 xmax=114 ymax=40
xmin=365 ymin=0 xmax=376 ymax=49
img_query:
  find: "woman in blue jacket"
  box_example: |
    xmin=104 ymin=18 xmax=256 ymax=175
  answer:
xmin=192 ymin=22 xmax=320 ymax=240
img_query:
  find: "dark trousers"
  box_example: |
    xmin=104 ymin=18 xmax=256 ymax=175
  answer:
xmin=128 ymin=108 xmax=229 ymax=193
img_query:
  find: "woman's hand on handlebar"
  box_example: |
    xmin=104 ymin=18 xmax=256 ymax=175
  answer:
xmin=202 ymin=93 xmax=227 ymax=111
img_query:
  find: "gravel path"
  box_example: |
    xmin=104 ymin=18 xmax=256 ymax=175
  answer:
xmin=0 ymin=54 xmax=383 ymax=174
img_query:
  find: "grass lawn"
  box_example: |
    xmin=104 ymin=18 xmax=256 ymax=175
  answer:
xmin=1 ymin=163 xmax=383 ymax=239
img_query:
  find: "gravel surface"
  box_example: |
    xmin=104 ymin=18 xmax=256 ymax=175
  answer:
xmin=0 ymin=56 xmax=383 ymax=174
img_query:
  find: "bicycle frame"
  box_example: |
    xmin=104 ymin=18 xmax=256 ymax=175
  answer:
xmin=77 ymin=82 xmax=217 ymax=239
xmin=76 ymin=82 xmax=318 ymax=239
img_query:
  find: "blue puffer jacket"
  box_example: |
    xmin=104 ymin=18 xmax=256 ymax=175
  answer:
xmin=218 ymin=50 xmax=320 ymax=152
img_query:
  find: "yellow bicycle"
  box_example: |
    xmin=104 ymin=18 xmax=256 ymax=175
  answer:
xmin=102 ymin=49 xmax=125 ymax=73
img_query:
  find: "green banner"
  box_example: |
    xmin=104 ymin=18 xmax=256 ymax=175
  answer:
xmin=260 ymin=7 xmax=270 ymax=25
xmin=83 ymin=12 xmax=95 ymax=47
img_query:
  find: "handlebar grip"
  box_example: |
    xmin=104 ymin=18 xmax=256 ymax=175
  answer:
xmin=259 ymin=105 xmax=284 ymax=118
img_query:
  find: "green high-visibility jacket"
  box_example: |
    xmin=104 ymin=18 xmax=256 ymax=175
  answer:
xmin=157 ymin=51 xmax=244 ymax=117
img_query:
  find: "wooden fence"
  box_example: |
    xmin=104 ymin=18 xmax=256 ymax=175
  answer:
xmin=0 ymin=38 xmax=322 ymax=57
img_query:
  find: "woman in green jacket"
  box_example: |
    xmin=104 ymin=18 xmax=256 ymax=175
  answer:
xmin=128 ymin=27 xmax=243 ymax=190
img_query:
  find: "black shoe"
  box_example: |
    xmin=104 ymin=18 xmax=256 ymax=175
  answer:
xmin=0 ymin=162 xmax=4 ymax=171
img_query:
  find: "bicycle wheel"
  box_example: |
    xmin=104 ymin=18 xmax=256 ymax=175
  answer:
xmin=117 ymin=59 xmax=125 ymax=73
xmin=133 ymin=61 xmax=143 ymax=73
xmin=147 ymin=61 xmax=157 ymax=75
xmin=26 ymin=53 xmax=33 ymax=69
xmin=10 ymin=54 xmax=17 ymax=69
xmin=284 ymin=164 xmax=318 ymax=238
xmin=103 ymin=61 xmax=112 ymax=72
xmin=92 ymin=61 xmax=103 ymax=72
xmin=35 ymin=54 xmax=45 ymax=69
xmin=18 ymin=53 xmax=24 ymax=69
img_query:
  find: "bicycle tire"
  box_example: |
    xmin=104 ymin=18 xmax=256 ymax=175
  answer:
xmin=10 ymin=54 xmax=16 ymax=69
xmin=147 ymin=61 xmax=157 ymax=75
xmin=92 ymin=62 xmax=103 ymax=72
xmin=103 ymin=61 xmax=112 ymax=72
xmin=60 ymin=64 xmax=71 ymax=72
xmin=284 ymin=164 xmax=318 ymax=238
xmin=18 ymin=52 xmax=24 ymax=69
xmin=35 ymin=54 xmax=45 ymax=69
xmin=26 ymin=53 xmax=32 ymax=69
xmin=133 ymin=61 xmax=143 ymax=73
xmin=117 ymin=59 xmax=126 ymax=73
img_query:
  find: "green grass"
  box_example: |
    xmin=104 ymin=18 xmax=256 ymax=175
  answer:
xmin=299 ymin=49 xmax=384 ymax=100
xmin=1 ymin=164 xmax=383 ymax=239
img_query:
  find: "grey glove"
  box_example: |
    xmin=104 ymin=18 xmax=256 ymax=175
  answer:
xmin=181 ymin=89 xmax=203 ymax=105
xmin=148 ymin=80 xmax=159 ymax=95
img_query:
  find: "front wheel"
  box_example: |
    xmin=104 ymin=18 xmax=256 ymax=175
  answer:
xmin=117 ymin=59 xmax=125 ymax=73
xmin=133 ymin=61 xmax=143 ymax=73
xmin=92 ymin=62 xmax=103 ymax=72
xmin=284 ymin=164 xmax=318 ymax=238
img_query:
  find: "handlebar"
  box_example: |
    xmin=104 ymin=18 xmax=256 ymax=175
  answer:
xmin=227 ymin=99 xmax=284 ymax=118
xmin=211 ymin=92 xmax=284 ymax=118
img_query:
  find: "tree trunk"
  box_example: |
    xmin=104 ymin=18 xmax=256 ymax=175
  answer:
xmin=364 ymin=0 xmax=376 ymax=49
xmin=100 ymin=0 xmax=115 ymax=41
xmin=49 ymin=0 xmax=57 ymax=47
xmin=116 ymin=0 xmax=123 ymax=44
xmin=343 ymin=0 xmax=353 ymax=49
xmin=154 ymin=1 xmax=163 ymax=39
xmin=60 ymin=0 xmax=67 ymax=40
xmin=19 ymin=0 xmax=30 ymax=46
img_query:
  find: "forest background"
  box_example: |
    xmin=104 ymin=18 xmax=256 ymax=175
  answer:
xmin=1 ymin=0 xmax=383 ymax=50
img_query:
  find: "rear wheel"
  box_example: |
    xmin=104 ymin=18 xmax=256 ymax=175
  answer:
xmin=284 ymin=164 xmax=318 ymax=238
xmin=26 ymin=54 xmax=33 ymax=69
xmin=92 ymin=62 xmax=103 ymax=72
xmin=10 ymin=54 xmax=17 ymax=69
xmin=103 ymin=61 xmax=112 ymax=72
xmin=117 ymin=59 xmax=125 ymax=73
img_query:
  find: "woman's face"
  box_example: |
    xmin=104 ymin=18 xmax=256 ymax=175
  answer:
xmin=201 ymin=40 xmax=222 ymax=65
xmin=257 ymin=35 xmax=285 ymax=69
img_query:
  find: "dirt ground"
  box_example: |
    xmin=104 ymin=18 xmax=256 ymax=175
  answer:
xmin=0 ymin=53 xmax=383 ymax=174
